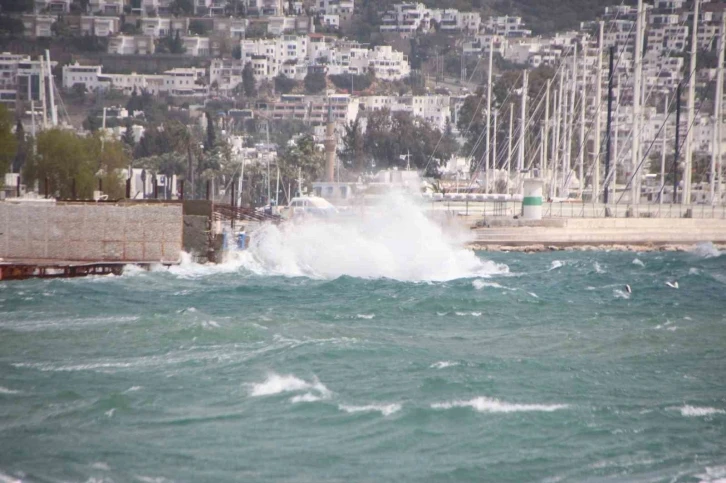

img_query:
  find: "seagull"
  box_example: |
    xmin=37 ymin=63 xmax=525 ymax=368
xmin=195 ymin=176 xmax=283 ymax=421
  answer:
xmin=625 ymin=284 xmax=632 ymax=294
xmin=665 ymin=281 xmax=679 ymax=289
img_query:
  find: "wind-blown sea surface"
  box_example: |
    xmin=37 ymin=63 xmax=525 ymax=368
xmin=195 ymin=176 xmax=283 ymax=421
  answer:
xmin=0 ymin=199 xmax=725 ymax=482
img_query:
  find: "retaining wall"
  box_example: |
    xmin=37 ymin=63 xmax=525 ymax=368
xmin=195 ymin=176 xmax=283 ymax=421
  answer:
xmin=0 ymin=202 xmax=183 ymax=263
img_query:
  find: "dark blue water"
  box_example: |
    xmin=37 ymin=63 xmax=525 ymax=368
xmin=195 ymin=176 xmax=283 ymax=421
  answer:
xmin=0 ymin=248 xmax=725 ymax=482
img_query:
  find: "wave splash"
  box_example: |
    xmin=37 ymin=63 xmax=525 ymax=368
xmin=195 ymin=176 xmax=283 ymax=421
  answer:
xmin=236 ymin=193 xmax=507 ymax=281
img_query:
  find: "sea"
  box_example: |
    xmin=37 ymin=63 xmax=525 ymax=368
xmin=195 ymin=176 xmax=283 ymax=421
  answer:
xmin=0 ymin=197 xmax=725 ymax=482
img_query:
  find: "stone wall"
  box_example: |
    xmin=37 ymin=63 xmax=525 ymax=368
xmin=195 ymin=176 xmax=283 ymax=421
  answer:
xmin=0 ymin=202 xmax=183 ymax=263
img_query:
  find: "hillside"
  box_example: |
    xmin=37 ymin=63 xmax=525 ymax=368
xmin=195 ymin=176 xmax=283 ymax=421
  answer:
xmin=357 ymin=0 xmax=635 ymax=35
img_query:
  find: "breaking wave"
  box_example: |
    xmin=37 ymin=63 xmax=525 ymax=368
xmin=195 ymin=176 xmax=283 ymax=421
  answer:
xmin=248 ymin=373 xmax=332 ymax=401
xmin=679 ymin=405 xmax=725 ymax=417
xmin=431 ymin=397 xmax=568 ymax=413
xmin=236 ymin=193 xmax=508 ymax=281
xmin=338 ymin=403 xmax=402 ymax=416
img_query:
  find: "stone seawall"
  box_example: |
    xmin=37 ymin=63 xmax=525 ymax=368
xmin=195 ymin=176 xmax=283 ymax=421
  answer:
xmin=0 ymin=201 xmax=183 ymax=263
xmin=471 ymin=217 xmax=726 ymax=248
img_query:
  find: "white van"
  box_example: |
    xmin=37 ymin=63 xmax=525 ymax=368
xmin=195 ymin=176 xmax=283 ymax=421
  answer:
xmin=280 ymin=196 xmax=338 ymax=219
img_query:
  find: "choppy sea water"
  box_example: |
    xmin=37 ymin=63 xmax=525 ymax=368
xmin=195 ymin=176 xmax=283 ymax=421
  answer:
xmin=1 ymin=199 xmax=725 ymax=482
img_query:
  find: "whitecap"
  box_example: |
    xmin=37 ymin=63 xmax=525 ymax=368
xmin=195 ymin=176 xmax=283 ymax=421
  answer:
xmin=105 ymin=408 xmax=115 ymax=418
xmin=248 ymin=373 xmax=331 ymax=400
xmin=679 ymin=405 xmax=725 ymax=417
xmin=613 ymin=289 xmax=631 ymax=300
xmin=472 ymin=280 xmax=511 ymax=290
xmin=431 ymin=396 xmax=567 ymax=413
xmin=695 ymin=465 xmax=726 ymax=482
xmin=632 ymin=258 xmax=645 ymax=267
xmin=338 ymin=403 xmax=401 ymax=416
xmin=124 ymin=386 xmax=142 ymax=393
xmin=91 ymin=462 xmax=110 ymax=471
xmin=528 ymin=292 xmax=539 ymax=298
xmin=430 ymin=361 xmax=459 ymax=369
xmin=290 ymin=393 xmax=324 ymax=404
xmin=0 ymin=386 xmax=20 ymax=395
xmin=356 ymin=314 xmax=375 ymax=319
xmin=549 ymin=260 xmax=564 ymax=271
xmin=593 ymin=262 xmax=605 ymax=273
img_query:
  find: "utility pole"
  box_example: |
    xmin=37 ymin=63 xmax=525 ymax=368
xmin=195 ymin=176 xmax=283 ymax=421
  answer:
xmin=594 ymin=21 xmax=604 ymax=203
xmin=684 ymin=0 xmax=700 ymax=204
xmin=507 ymin=102 xmax=513 ymax=178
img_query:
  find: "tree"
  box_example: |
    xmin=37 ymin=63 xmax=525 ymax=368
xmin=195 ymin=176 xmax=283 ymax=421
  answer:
xmin=170 ymin=0 xmax=193 ymax=16
xmin=304 ymin=71 xmax=326 ymax=94
xmin=205 ymin=111 xmax=216 ymax=151
xmin=0 ymin=0 xmax=33 ymax=12
xmin=242 ymin=62 xmax=256 ymax=97
xmin=274 ymin=74 xmax=297 ymax=94
xmin=122 ymin=118 xmax=135 ymax=147
xmin=0 ymin=15 xmax=24 ymax=36
xmin=277 ymin=134 xmax=325 ymax=197
xmin=329 ymin=73 xmax=373 ymax=93
xmin=0 ymin=105 xmax=17 ymax=184
xmin=189 ymin=19 xmax=208 ymax=35
xmin=339 ymin=118 xmax=366 ymax=171
xmin=23 ymin=130 xmax=127 ymax=199
xmin=13 ymin=120 xmax=26 ymax=173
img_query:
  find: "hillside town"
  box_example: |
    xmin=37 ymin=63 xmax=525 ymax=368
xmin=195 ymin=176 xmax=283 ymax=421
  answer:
xmin=0 ymin=0 xmax=724 ymax=208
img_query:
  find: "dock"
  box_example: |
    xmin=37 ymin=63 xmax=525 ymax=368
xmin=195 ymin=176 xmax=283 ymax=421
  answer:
xmin=0 ymin=260 xmax=169 ymax=281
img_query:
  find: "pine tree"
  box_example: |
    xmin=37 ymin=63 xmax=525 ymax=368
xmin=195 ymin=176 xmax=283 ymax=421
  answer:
xmin=205 ymin=111 xmax=216 ymax=152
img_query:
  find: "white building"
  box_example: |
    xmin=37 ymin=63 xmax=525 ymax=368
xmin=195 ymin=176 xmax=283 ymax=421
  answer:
xmin=316 ymin=0 xmax=354 ymax=15
xmin=245 ymin=0 xmax=284 ymax=16
xmin=140 ymin=18 xmax=188 ymax=38
xmin=62 ymin=63 xmax=104 ymax=90
xmin=108 ymin=35 xmax=156 ymax=55
xmin=210 ymin=58 xmax=244 ymax=92
xmin=0 ymin=53 xmax=57 ymax=108
xmin=21 ymin=15 xmax=55 ymax=38
xmin=138 ymin=0 xmax=174 ymax=16
xmin=80 ymin=16 xmax=120 ymax=37
xmin=88 ymin=0 xmax=124 ymax=14
xmin=34 ymin=0 xmax=70 ymax=14
xmin=359 ymin=94 xmax=450 ymax=130
xmin=484 ymin=16 xmax=531 ymax=38
xmin=182 ymin=36 xmax=212 ymax=56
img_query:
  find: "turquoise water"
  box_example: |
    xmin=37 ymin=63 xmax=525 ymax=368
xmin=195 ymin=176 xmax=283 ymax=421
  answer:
xmin=0 ymin=248 xmax=725 ymax=482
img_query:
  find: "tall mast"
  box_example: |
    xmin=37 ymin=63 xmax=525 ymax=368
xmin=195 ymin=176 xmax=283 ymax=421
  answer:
xmin=493 ymin=109 xmax=498 ymax=174
xmin=660 ymin=95 xmax=668 ymax=204
xmin=578 ymin=49 xmax=586 ymax=199
xmin=550 ymin=89 xmax=559 ymax=199
xmin=38 ymin=55 xmax=47 ymax=129
xmin=544 ymin=78 xmax=550 ymax=176
xmin=594 ymin=21 xmax=604 ymax=203
xmin=45 ymin=50 xmax=57 ymax=127
xmin=507 ymin=102 xmax=513 ymax=182
xmin=711 ymin=12 xmax=725 ymax=204
xmin=630 ymin=0 xmax=645 ymax=208
xmin=518 ymin=69 xmax=528 ymax=194
xmin=604 ymin=46 xmax=615 ymax=204
xmin=557 ymin=71 xmax=566 ymax=196
xmin=683 ymin=0 xmax=700 ymax=204
xmin=485 ymin=37 xmax=494 ymax=193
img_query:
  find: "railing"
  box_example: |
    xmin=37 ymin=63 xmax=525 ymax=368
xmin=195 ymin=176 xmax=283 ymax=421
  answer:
xmin=214 ymin=204 xmax=281 ymax=223
xmin=427 ymin=200 xmax=726 ymax=219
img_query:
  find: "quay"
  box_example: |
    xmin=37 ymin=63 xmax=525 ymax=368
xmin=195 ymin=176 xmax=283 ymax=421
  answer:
xmin=0 ymin=260 xmax=150 ymax=281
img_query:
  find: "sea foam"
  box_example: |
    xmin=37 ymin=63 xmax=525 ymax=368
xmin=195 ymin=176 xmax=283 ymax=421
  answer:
xmin=432 ymin=396 xmax=567 ymax=413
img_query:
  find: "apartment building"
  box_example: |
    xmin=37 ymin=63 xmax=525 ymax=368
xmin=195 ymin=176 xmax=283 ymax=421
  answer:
xmin=108 ymin=35 xmax=156 ymax=55
xmin=245 ymin=0 xmax=284 ymax=16
xmin=182 ymin=36 xmax=211 ymax=56
xmin=80 ymin=16 xmax=120 ymax=37
xmin=267 ymin=16 xmax=314 ymax=36
xmin=212 ymin=17 xmax=248 ymax=39
xmin=88 ymin=0 xmax=124 ymax=15
xmin=316 ymin=0 xmax=354 ymax=15
xmin=261 ymin=93 xmax=358 ymax=125
xmin=21 ymin=15 xmax=55 ymax=38
xmin=34 ymin=0 xmax=70 ymax=14
xmin=483 ymin=16 xmax=530 ymax=37
xmin=62 ymin=63 xmax=104 ymax=90
xmin=138 ymin=0 xmax=174 ymax=16
xmin=140 ymin=18 xmax=189 ymax=38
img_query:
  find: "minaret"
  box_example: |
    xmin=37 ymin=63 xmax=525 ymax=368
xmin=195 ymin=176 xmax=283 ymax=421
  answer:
xmin=325 ymin=101 xmax=335 ymax=182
